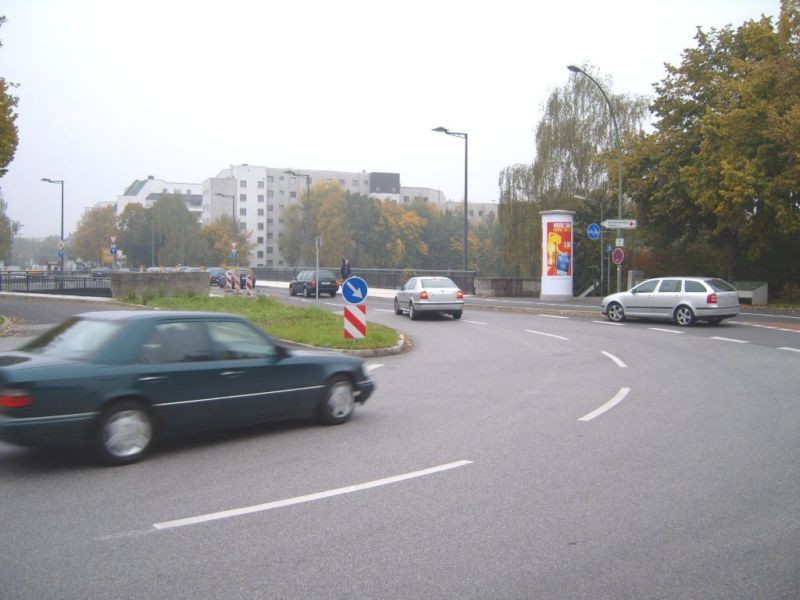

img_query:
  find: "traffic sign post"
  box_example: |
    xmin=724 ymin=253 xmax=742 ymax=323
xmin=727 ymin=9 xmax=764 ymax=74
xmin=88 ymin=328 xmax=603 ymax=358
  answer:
xmin=342 ymin=276 xmax=369 ymax=304
xmin=342 ymin=276 xmax=369 ymax=339
xmin=587 ymin=223 xmax=601 ymax=240
xmin=611 ymin=247 xmax=625 ymax=265
xmin=601 ymin=219 xmax=637 ymax=229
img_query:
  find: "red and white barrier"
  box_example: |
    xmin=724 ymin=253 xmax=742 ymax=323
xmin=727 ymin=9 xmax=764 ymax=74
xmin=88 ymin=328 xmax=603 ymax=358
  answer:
xmin=344 ymin=304 xmax=367 ymax=339
xmin=246 ymin=273 xmax=255 ymax=296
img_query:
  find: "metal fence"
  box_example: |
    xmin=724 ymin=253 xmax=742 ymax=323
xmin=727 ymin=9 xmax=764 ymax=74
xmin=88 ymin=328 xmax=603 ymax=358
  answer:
xmin=0 ymin=272 xmax=112 ymax=297
xmin=252 ymin=267 xmax=476 ymax=294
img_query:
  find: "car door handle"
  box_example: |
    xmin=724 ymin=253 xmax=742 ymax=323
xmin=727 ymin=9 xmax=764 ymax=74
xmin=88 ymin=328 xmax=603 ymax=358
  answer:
xmin=221 ymin=370 xmax=245 ymax=377
xmin=138 ymin=375 xmax=167 ymax=382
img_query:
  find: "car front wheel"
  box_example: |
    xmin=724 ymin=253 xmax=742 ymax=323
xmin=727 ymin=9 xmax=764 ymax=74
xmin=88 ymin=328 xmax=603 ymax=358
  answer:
xmin=606 ymin=302 xmax=625 ymax=323
xmin=289 ymin=286 xmax=295 ymax=296
xmin=394 ymin=298 xmax=402 ymax=315
xmin=95 ymin=401 xmax=153 ymax=466
xmin=319 ymin=376 xmax=355 ymax=425
xmin=674 ymin=305 xmax=695 ymax=326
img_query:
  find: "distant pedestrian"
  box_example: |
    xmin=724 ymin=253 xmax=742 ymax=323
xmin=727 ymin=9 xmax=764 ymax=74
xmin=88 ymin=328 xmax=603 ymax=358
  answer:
xmin=341 ymin=258 xmax=352 ymax=280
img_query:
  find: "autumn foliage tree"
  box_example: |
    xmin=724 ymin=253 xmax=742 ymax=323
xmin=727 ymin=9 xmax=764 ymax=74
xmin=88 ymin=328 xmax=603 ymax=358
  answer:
xmin=626 ymin=0 xmax=800 ymax=289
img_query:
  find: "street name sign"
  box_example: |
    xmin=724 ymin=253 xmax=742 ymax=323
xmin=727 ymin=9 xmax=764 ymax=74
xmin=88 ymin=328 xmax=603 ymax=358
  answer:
xmin=601 ymin=219 xmax=637 ymax=229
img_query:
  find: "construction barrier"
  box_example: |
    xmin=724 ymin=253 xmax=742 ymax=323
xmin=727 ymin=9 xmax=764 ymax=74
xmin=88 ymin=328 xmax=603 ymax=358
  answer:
xmin=344 ymin=303 xmax=367 ymax=339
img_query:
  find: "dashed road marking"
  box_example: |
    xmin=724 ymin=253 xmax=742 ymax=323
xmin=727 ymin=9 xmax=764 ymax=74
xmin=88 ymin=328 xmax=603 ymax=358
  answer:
xmin=600 ymin=351 xmax=627 ymax=368
xmin=525 ymin=329 xmax=569 ymax=341
xmin=778 ymin=347 xmax=800 ymax=354
xmin=649 ymin=327 xmax=684 ymax=334
xmin=463 ymin=320 xmax=488 ymax=325
xmin=710 ymin=336 xmax=749 ymax=344
xmin=579 ymin=387 xmax=630 ymax=422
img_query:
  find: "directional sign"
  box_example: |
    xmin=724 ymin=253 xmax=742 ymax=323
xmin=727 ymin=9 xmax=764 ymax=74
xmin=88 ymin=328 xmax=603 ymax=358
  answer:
xmin=611 ymin=247 xmax=625 ymax=265
xmin=58 ymin=250 xmax=64 ymax=259
xmin=601 ymin=219 xmax=637 ymax=229
xmin=342 ymin=276 xmax=369 ymax=304
xmin=110 ymin=247 xmax=118 ymax=256
xmin=587 ymin=223 xmax=601 ymax=240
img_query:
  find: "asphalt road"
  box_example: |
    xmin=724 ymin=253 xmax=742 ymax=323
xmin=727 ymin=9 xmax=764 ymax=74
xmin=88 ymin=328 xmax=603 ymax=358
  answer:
xmin=1 ymin=291 xmax=799 ymax=599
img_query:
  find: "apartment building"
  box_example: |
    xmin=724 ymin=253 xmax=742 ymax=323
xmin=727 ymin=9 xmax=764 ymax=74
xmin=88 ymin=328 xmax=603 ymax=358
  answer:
xmin=117 ymin=176 xmax=203 ymax=225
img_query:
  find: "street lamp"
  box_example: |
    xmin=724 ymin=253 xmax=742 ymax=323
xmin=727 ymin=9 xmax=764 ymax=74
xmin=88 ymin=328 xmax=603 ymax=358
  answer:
xmin=285 ymin=170 xmax=311 ymax=266
xmin=41 ymin=178 xmax=64 ymax=274
xmin=567 ymin=65 xmax=624 ymax=292
xmin=575 ymin=194 xmax=604 ymax=296
xmin=432 ymin=126 xmax=469 ymax=273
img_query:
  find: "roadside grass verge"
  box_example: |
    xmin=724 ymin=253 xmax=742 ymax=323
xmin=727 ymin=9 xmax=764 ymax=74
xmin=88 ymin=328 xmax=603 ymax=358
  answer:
xmin=147 ymin=294 xmax=400 ymax=350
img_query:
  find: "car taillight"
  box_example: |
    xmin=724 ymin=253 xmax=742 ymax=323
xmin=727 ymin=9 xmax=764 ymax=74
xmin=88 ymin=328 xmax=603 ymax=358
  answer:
xmin=310 ymin=280 xmax=316 ymax=287
xmin=420 ymin=290 xmax=429 ymax=300
xmin=707 ymin=292 xmax=717 ymax=304
xmin=0 ymin=389 xmax=33 ymax=408
xmin=456 ymin=290 xmax=464 ymax=299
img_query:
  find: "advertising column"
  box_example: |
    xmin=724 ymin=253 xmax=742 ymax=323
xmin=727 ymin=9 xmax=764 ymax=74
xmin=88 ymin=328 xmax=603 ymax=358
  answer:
xmin=540 ymin=210 xmax=575 ymax=300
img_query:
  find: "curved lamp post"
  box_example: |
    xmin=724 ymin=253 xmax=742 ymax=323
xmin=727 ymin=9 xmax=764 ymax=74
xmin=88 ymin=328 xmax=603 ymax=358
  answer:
xmin=567 ymin=65 xmax=624 ymax=292
xmin=41 ymin=178 xmax=65 ymax=275
xmin=285 ymin=170 xmax=312 ymax=266
xmin=432 ymin=126 xmax=468 ymax=273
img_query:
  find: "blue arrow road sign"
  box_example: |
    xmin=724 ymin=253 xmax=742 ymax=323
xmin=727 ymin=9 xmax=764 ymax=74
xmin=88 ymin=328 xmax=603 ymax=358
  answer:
xmin=587 ymin=223 xmax=601 ymax=240
xmin=342 ymin=276 xmax=369 ymax=304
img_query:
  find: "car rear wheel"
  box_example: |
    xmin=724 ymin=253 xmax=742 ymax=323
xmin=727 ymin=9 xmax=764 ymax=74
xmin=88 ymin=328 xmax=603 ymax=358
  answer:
xmin=452 ymin=311 xmax=462 ymax=320
xmin=606 ymin=302 xmax=625 ymax=322
xmin=289 ymin=286 xmax=295 ymax=296
xmin=394 ymin=298 xmax=402 ymax=315
xmin=409 ymin=302 xmax=418 ymax=320
xmin=674 ymin=305 xmax=695 ymax=326
xmin=330 ymin=291 xmax=336 ymax=298
xmin=319 ymin=376 xmax=355 ymax=425
xmin=95 ymin=401 xmax=153 ymax=466
xmin=304 ymin=287 xmax=311 ymax=298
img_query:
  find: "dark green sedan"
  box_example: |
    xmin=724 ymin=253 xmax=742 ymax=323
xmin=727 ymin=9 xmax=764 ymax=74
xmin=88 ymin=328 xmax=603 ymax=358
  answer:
xmin=0 ymin=310 xmax=375 ymax=465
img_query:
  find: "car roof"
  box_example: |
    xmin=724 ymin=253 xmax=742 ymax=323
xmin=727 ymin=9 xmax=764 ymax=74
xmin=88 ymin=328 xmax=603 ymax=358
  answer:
xmin=75 ymin=310 xmax=246 ymax=322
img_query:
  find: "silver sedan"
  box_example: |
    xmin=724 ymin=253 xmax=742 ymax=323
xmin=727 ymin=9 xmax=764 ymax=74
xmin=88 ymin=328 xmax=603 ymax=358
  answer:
xmin=394 ymin=276 xmax=464 ymax=320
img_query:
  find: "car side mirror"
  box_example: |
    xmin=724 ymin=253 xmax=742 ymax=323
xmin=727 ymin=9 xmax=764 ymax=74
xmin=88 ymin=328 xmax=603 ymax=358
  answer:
xmin=275 ymin=345 xmax=292 ymax=360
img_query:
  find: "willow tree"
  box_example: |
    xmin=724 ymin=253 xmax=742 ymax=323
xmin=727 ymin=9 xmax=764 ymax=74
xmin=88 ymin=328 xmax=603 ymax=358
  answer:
xmin=499 ymin=68 xmax=649 ymax=281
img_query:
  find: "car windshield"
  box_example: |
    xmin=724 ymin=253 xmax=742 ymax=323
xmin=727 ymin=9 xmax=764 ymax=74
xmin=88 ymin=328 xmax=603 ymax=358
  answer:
xmin=705 ymin=278 xmax=736 ymax=292
xmin=20 ymin=317 xmax=124 ymax=360
xmin=421 ymin=277 xmax=457 ymax=288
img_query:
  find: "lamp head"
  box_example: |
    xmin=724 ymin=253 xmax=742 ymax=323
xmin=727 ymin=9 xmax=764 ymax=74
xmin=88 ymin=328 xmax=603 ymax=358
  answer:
xmin=567 ymin=65 xmax=583 ymax=74
xmin=432 ymin=126 xmax=449 ymax=133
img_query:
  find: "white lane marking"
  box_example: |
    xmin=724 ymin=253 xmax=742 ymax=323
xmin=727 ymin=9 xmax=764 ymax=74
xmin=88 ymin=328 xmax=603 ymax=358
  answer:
xmin=593 ymin=320 xmax=624 ymax=326
xmin=366 ymin=363 xmax=384 ymax=371
xmin=649 ymin=327 xmax=684 ymax=334
xmin=375 ymin=308 xmax=395 ymax=313
xmin=153 ymin=460 xmax=473 ymax=530
xmin=600 ymin=351 xmax=627 ymax=368
xmin=710 ymin=336 xmax=749 ymax=344
xmin=463 ymin=320 xmax=488 ymax=325
xmin=538 ymin=314 xmax=568 ymax=319
xmin=778 ymin=347 xmax=800 ymax=353
xmin=524 ymin=329 xmax=569 ymax=341
xmin=579 ymin=387 xmax=630 ymax=422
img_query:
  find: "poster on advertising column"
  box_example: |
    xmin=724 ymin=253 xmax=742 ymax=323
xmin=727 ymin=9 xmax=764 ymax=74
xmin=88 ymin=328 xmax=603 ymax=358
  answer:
xmin=546 ymin=221 xmax=573 ymax=276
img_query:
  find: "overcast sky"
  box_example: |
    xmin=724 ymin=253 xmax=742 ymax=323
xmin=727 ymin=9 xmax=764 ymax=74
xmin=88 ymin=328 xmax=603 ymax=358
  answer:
xmin=0 ymin=0 xmax=779 ymax=239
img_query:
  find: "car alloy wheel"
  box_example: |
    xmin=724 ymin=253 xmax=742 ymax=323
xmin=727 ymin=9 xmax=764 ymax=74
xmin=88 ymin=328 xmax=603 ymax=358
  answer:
xmin=409 ymin=302 xmax=418 ymax=320
xmin=394 ymin=298 xmax=402 ymax=315
xmin=452 ymin=311 xmax=462 ymax=320
xmin=674 ymin=305 xmax=695 ymax=326
xmin=96 ymin=401 xmax=153 ymax=465
xmin=606 ymin=302 xmax=625 ymax=323
xmin=319 ymin=376 xmax=355 ymax=425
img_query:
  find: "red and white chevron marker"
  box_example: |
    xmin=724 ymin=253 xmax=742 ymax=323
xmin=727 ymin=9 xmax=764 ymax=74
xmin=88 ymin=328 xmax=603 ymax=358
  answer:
xmin=344 ymin=303 xmax=367 ymax=339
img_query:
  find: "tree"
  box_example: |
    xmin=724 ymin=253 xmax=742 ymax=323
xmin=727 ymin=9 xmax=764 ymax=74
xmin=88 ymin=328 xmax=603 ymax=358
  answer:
xmin=498 ymin=69 xmax=648 ymax=280
xmin=201 ymin=215 xmax=251 ymax=266
xmin=626 ymin=0 xmax=800 ymax=286
xmin=117 ymin=203 xmax=153 ymax=268
xmin=0 ymin=16 xmax=19 ymax=177
xmin=71 ymin=206 xmax=119 ymax=265
xmin=0 ymin=192 xmax=20 ymax=262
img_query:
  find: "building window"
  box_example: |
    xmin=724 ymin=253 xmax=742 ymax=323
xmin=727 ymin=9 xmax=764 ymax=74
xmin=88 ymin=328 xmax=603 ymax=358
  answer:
xmin=257 ymin=236 xmax=264 ymax=244
xmin=239 ymin=208 xmax=246 ymax=216
xmin=258 ymin=208 xmax=264 ymax=216
xmin=239 ymin=193 xmax=246 ymax=202
xmin=258 ymin=180 xmax=264 ymax=189
xmin=258 ymin=194 xmax=264 ymax=203
xmin=257 ymin=251 xmax=264 ymax=258
xmin=267 ymin=246 xmax=273 ymax=254
xmin=267 ymin=175 xmax=274 ymax=183
xmin=267 ymin=218 xmax=273 ymax=225
xmin=404 ymin=196 xmax=409 ymax=202
xmin=258 ymin=223 xmax=264 ymax=230
xmin=239 ymin=180 xmax=246 ymax=188
xmin=239 ymin=222 xmax=246 ymax=231
xmin=267 ymin=233 xmax=273 ymax=240
xmin=289 ymin=191 xmax=296 ymax=198
xmin=279 ymin=175 xmax=284 ymax=181
xmin=268 ymin=205 xmax=274 ymax=211
xmin=267 ymin=190 xmax=274 ymax=197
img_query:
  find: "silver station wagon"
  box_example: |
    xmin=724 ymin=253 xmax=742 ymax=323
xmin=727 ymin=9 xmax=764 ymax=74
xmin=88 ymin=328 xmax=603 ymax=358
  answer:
xmin=601 ymin=277 xmax=740 ymax=326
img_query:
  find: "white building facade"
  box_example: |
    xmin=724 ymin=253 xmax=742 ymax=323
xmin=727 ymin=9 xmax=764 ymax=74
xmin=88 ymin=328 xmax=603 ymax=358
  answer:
xmin=117 ymin=176 xmax=203 ymax=225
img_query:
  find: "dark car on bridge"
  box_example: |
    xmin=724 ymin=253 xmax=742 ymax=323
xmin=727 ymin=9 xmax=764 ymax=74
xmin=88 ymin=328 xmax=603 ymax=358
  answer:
xmin=289 ymin=270 xmax=339 ymax=298
xmin=0 ymin=310 xmax=375 ymax=465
